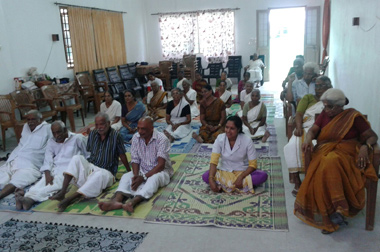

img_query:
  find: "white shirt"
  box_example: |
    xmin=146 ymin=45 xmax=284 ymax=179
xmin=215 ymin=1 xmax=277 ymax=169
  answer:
xmin=40 ymin=132 xmax=89 ymax=175
xmin=7 ymin=121 xmax=53 ymax=170
xmin=176 ymin=78 xmax=188 ymax=90
xmin=212 ymin=133 xmax=257 ymax=172
xmin=147 ymin=91 xmax=168 ymax=104
xmin=100 ymin=100 xmax=121 ymax=122
xmin=291 ymin=79 xmax=316 ymax=102
xmin=147 ymin=78 xmax=164 ymax=90
xmin=185 ymin=88 xmax=199 ymax=117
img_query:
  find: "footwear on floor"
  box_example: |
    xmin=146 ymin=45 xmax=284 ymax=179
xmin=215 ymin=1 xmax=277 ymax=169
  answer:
xmin=291 ymin=188 xmax=298 ymax=197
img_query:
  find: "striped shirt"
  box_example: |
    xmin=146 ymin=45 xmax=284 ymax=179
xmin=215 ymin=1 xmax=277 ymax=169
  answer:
xmin=131 ymin=130 xmax=173 ymax=176
xmin=87 ymin=128 xmax=126 ymax=175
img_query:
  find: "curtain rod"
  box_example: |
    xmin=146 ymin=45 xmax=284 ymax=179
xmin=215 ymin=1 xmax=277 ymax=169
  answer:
xmin=54 ymin=2 xmax=126 ymax=14
xmin=151 ymin=8 xmax=239 ymax=16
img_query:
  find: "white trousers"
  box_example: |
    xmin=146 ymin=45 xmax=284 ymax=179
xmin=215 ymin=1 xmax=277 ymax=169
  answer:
xmin=65 ymin=155 xmax=115 ymax=198
xmin=24 ymin=173 xmax=64 ymax=202
xmin=165 ymin=124 xmax=191 ymax=139
xmin=0 ymin=161 xmax=41 ymax=189
xmin=117 ymin=170 xmax=170 ymax=199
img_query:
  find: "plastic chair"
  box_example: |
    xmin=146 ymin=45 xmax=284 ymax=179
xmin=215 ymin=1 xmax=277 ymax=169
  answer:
xmin=203 ymin=63 xmax=223 ymax=83
xmin=225 ymin=56 xmax=242 ymax=82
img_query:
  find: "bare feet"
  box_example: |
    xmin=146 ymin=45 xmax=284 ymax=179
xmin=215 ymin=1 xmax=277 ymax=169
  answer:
xmin=14 ymin=188 xmax=25 ymax=197
xmin=164 ymin=130 xmax=175 ymax=143
xmin=15 ymin=195 xmax=23 ymax=210
xmin=98 ymin=201 xmax=123 ymax=211
xmin=49 ymin=190 xmax=65 ymax=201
xmin=192 ymin=132 xmax=204 ymax=143
xmin=57 ymin=198 xmax=72 ymax=212
xmin=22 ymin=197 xmax=35 ymax=210
xmin=262 ymin=131 xmax=270 ymax=143
xmin=122 ymin=201 xmax=134 ymax=213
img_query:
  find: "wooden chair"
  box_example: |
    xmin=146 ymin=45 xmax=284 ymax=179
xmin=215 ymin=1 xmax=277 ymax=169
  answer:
xmin=10 ymin=90 xmax=58 ymax=122
xmin=182 ymin=55 xmax=197 ymax=82
xmin=76 ymin=72 xmax=103 ymax=117
xmin=41 ymin=85 xmax=84 ymax=132
xmin=0 ymin=94 xmax=25 ymax=150
xmin=304 ymin=114 xmax=379 ymax=231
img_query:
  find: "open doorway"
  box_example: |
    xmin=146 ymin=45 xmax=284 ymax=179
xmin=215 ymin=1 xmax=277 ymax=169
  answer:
xmin=269 ymin=7 xmax=305 ymax=86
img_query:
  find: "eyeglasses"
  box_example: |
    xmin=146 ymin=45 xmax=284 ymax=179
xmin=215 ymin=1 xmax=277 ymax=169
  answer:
xmin=324 ymin=104 xmax=335 ymax=110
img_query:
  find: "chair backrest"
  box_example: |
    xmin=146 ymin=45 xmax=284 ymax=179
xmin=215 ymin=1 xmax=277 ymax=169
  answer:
xmin=93 ymin=69 xmax=108 ymax=83
xmin=158 ymin=61 xmax=172 ymax=75
xmin=10 ymin=90 xmax=36 ymax=118
xmin=118 ymin=64 xmax=135 ymax=80
xmin=106 ymin=66 xmax=122 ymax=83
xmin=207 ymin=63 xmax=223 ymax=76
xmin=226 ymin=56 xmax=242 ymax=74
xmin=196 ymin=57 xmax=202 ymax=72
xmin=127 ymin=63 xmax=137 ymax=77
xmin=170 ymin=62 xmax=179 ymax=79
xmin=0 ymin=94 xmax=15 ymax=123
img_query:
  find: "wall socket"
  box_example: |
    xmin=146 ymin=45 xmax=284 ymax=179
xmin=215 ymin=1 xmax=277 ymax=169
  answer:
xmin=353 ymin=17 xmax=360 ymax=26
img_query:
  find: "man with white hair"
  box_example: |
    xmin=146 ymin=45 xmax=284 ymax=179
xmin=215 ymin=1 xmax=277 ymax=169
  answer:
xmin=15 ymin=121 xmax=88 ymax=210
xmin=0 ymin=110 xmax=52 ymax=200
xmin=50 ymin=112 xmax=130 ymax=212
xmin=286 ymin=62 xmax=320 ymax=103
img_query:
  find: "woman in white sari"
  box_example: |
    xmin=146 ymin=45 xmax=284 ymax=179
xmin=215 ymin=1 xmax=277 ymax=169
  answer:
xmin=100 ymin=91 xmax=122 ymax=130
xmin=244 ymin=53 xmax=265 ymax=88
xmin=283 ymin=76 xmax=332 ymax=196
xmin=242 ymin=89 xmax=270 ymax=142
xmin=164 ymin=88 xmax=192 ymax=143
xmin=215 ymin=81 xmax=232 ymax=115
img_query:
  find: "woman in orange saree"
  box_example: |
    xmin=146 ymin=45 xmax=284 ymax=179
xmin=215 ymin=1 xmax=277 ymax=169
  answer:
xmin=294 ymin=89 xmax=378 ymax=234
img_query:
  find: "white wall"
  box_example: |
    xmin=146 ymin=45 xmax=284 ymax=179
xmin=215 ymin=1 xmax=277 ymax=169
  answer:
xmin=329 ymin=0 xmax=380 ymax=134
xmin=141 ymin=0 xmax=323 ymax=68
xmin=0 ymin=0 xmax=146 ymax=94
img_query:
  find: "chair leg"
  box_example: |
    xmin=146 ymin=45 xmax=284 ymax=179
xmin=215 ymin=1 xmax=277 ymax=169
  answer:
xmin=83 ymin=97 xmax=88 ymax=118
xmin=67 ymin=110 xmax=76 ymax=132
xmin=79 ymin=108 xmax=85 ymax=127
xmin=14 ymin=125 xmax=23 ymax=143
xmin=61 ymin=111 xmax=67 ymax=124
xmin=1 ymin=127 xmax=6 ymax=151
xmin=365 ymin=179 xmax=378 ymax=231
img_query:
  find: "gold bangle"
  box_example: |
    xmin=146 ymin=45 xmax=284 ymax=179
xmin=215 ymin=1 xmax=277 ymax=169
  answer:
xmin=367 ymin=143 xmax=373 ymax=151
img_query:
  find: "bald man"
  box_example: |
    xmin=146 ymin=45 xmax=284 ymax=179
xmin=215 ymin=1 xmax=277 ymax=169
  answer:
xmin=0 ymin=110 xmax=52 ymax=200
xmin=98 ymin=116 xmax=173 ymax=213
xmin=15 ymin=121 xmax=88 ymax=210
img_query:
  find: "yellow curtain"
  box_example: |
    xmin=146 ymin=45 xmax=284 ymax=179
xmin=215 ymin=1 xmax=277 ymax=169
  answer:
xmin=68 ymin=7 xmax=127 ymax=73
xmin=92 ymin=10 xmax=127 ymax=69
xmin=68 ymin=7 xmax=98 ymax=74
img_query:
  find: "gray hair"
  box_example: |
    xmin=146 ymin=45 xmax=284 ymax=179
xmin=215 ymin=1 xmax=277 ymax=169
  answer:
xmin=26 ymin=109 xmax=42 ymax=119
xmin=320 ymin=88 xmax=346 ymax=106
xmin=182 ymin=79 xmax=191 ymax=87
xmin=303 ymin=62 xmax=319 ymax=74
xmin=251 ymin=89 xmax=261 ymax=96
xmin=171 ymin=88 xmax=182 ymax=94
xmin=245 ymin=81 xmax=254 ymax=87
xmin=95 ymin=112 xmax=110 ymax=122
xmin=316 ymin=76 xmax=332 ymax=88
xmin=139 ymin=116 xmax=154 ymax=126
xmin=51 ymin=120 xmax=66 ymax=130
xmin=151 ymin=81 xmax=159 ymax=87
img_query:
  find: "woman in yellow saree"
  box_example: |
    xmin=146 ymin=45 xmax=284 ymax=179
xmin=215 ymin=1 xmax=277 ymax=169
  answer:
xmin=146 ymin=81 xmax=167 ymax=120
xmin=295 ymin=88 xmax=378 ymax=234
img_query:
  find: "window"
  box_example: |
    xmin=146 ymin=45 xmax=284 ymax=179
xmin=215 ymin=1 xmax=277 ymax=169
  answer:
xmin=159 ymin=10 xmax=235 ymax=62
xmin=59 ymin=7 xmax=74 ymax=68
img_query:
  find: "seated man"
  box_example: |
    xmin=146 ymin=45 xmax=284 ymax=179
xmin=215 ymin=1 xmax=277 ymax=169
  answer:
xmin=146 ymin=72 xmax=164 ymax=92
xmin=50 ymin=112 xmax=130 ymax=212
xmin=175 ymin=70 xmax=188 ymax=90
xmin=15 ymin=121 xmax=88 ymax=210
xmin=98 ymin=116 xmax=173 ymax=213
xmin=0 ymin=110 xmax=52 ymax=200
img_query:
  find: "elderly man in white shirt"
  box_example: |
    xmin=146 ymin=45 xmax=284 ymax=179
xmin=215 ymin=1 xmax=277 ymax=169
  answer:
xmin=15 ymin=121 xmax=88 ymax=210
xmin=182 ymin=79 xmax=199 ymax=118
xmin=0 ymin=110 xmax=52 ymax=200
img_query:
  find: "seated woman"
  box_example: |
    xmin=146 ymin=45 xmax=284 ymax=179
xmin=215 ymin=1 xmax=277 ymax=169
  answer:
xmin=182 ymin=79 xmax=199 ymax=118
xmin=242 ymin=89 xmax=270 ymax=143
xmin=192 ymin=84 xmax=226 ymax=143
xmin=239 ymin=81 xmax=254 ymax=110
xmin=234 ymin=72 xmax=250 ymax=103
xmin=119 ymin=90 xmax=146 ymax=143
xmin=164 ymin=88 xmax=191 ymax=143
xmin=244 ymin=53 xmax=264 ymax=88
xmin=284 ymin=76 xmax=332 ymax=197
xmin=146 ymin=81 xmax=168 ymax=120
xmin=202 ymin=116 xmax=268 ymax=193
xmin=215 ymin=71 xmax=233 ymax=91
xmin=214 ymin=81 xmax=232 ymax=116
xmin=100 ymin=91 xmax=122 ymax=130
xmin=192 ymin=72 xmax=207 ymax=101
xmin=295 ymin=88 xmax=378 ymax=234
xmin=146 ymin=72 xmax=164 ymax=92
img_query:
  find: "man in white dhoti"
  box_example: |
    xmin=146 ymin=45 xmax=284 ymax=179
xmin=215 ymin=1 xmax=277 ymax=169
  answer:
xmin=49 ymin=112 xmax=130 ymax=212
xmin=15 ymin=121 xmax=88 ymax=210
xmin=98 ymin=116 xmax=173 ymax=213
xmin=0 ymin=110 xmax=52 ymax=200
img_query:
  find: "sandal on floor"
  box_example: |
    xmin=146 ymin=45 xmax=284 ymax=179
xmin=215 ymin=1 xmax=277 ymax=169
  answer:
xmin=291 ymin=188 xmax=299 ymax=197
xmin=330 ymin=212 xmax=348 ymax=226
xmin=321 ymin=229 xmax=333 ymax=235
